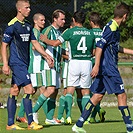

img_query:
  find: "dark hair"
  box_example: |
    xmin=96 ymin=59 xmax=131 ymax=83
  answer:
xmin=73 ymin=11 xmax=86 ymax=24
xmin=89 ymin=12 xmax=101 ymax=26
xmin=52 ymin=9 xmax=65 ymax=22
xmin=114 ymin=2 xmax=130 ymax=18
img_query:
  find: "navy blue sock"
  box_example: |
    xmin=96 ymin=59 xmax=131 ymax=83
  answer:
xmin=7 ymin=95 xmax=17 ymax=126
xmin=23 ymin=94 xmax=33 ymax=125
xmin=118 ymin=106 xmax=133 ymax=132
xmin=76 ymin=100 xmax=95 ymax=127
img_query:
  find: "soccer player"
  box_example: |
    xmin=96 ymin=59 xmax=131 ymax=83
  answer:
xmin=32 ymin=9 xmax=66 ymax=125
xmin=16 ymin=13 xmax=46 ymax=124
xmin=40 ymin=11 xmax=96 ymax=125
xmin=88 ymin=11 xmax=106 ymax=123
xmin=1 ymin=0 xmax=53 ymax=130
xmin=56 ymin=41 xmax=69 ymax=124
xmin=56 ymin=21 xmax=74 ymax=124
xmin=71 ymin=2 xmax=133 ymax=133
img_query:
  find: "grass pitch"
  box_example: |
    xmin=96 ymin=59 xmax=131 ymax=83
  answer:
xmin=0 ymin=106 xmax=133 ymax=133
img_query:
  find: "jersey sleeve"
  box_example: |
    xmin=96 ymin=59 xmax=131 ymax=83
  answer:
xmin=30 ymin=29 xmax=36 ymax=41
xmin=33 ymin=28 xmax=39 ymax=41
xmin=96 ymin=25 xmax=112 ymax=49
xmin=58 ymin=28 xmax=71 ymax=43
xmin=33 ymin=28 xmax=46 ymax=48
xmin=41 ymin=27 xmax=52 ymax=47
xmin=2 ymin=25 xmax=14 ymax=44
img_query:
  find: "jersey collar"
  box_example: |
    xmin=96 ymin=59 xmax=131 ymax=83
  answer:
xmin=15 ymin=17 xmax=25 ymax=24
xmin=112 ymin=19 xmax=119 ymax=28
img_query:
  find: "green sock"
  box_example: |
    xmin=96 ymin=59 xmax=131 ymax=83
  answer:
xmin=65 ymin=94 xmax=73 ymax=118
xmin=46 ymin=98 xmax=56 ymax=120
xmin=42 ymin=98 xmax=49 ymax=116
xmin=33 ymin=94 xmax=47 ymax=113
xmin=77 ymin=98 xmax=82 ymax=113
xmin=82 ymin=94 xmax=90 ymax=111
xmin=18 ymin=99 xmax=25 ymax=117
xmin=57 ymin=95 xmax=65 ymax=120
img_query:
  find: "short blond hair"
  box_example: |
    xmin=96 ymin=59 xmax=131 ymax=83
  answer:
xmin=33 ymin=13 xmax=45 ymax=21
xmin=16 ymin=0 xmax=29 ymax=9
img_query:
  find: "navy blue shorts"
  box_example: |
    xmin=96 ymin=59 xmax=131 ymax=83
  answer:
xmin=10 ymin=65 xmax=31 ymax=87
xmin=90 ymin=75 xmax=125 ymax=94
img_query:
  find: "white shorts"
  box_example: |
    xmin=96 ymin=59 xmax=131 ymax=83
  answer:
xmin=62 ymin=61 xmax=68 ymax=79
xmin=67 ymin=60 xmax=92 ymax=88
xmin=30 ymin=73 xmax=45 ymax=87
xmin=42 ymin=69 xmax=61 ymax=89
xmin=63 ymin=78 xmax=67 ymax=89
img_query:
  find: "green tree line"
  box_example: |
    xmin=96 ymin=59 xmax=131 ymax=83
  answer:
xmin=82 ymin=0 xmax=133 ymax=42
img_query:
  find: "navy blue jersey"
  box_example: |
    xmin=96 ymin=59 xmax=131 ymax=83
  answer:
xmin=2 ymin=17 xmax=36 ymax=66
xmin=96 ymin=19 xmax=120 ymax=76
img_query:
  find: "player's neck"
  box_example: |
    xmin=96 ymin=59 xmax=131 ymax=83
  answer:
xmin=16 ymin=14 xmax=25 ymax=22
xmin=52 ymin=23 xmax=59 ymax=29
xmin=75 ymin=23 xmax=83 ymax=27
xmin=34 ymin=25 xmax=41 ymax=31
xmin=92 ymin=25 xmax=100 ymax=28
xmin=113 ymin=18 xmax=123 ymax=26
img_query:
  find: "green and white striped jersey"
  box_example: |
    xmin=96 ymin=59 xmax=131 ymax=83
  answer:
xmin=28 ymin=28 xmax=45 ymax=73
xmin=58 ymin=26 xmax=95 ymax=60
xmin=61 ymin=41 xmax=69 ymax=79
xmin=41 ymin=25 xmax=62 ymax=72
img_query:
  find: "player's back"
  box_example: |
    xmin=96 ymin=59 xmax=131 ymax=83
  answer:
xmin=97 ymin=19 xmax=120 ymax=76
xmin=62 ymin=26 xmax=95 ymax=60
xmin=91 ymin=28 xmax=102 ymax=43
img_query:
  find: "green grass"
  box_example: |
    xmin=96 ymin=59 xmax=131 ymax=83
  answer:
xmin=0 ymin=106 xmax=133 ymax=133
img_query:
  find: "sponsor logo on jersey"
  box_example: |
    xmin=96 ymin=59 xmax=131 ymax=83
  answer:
xmin=3 ymin=34 xmax=10 ymax=38
xmin=20 ymin=34 xmax=30 ymax=41
xmin=101 ymin=38 xmax=106 ymax=43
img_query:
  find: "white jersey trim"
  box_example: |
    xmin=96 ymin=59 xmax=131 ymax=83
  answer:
xmin=58 ymin=36 xmax=64 ymax=43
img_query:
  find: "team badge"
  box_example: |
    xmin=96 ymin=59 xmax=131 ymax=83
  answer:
xmin=27 ymin=26 xmax=30 ymax=31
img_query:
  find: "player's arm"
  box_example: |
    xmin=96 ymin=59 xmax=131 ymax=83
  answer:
xmin=91 ymin=47 xmax=102 ymax=78
xmin=92 ymin=48 xmax=96 ymax=56
xmin=62 ymin=48 xmax=69 ymax=60
xmin=1 ymin=42 xmax=10 ymax=75
xmin=91 ymin=25 xmax=112 ymax=78
xmin=40 ymin=34 xmax=61 ymax=46
xmin=31 ymin=40 xmax=54 ymax=68
xmin=119 ymin=46 xmax=133 ymax=55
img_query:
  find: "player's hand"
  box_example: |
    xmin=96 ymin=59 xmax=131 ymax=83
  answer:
xmin=40 ymin=34 xmax=48 ymax=43
xmin=2 ymin=65 xmax=10 ymax=76
xmin=90 ymin=65 xmax=99 ymax=78
xmin=45 ymin=54 xmax=54 ymax=68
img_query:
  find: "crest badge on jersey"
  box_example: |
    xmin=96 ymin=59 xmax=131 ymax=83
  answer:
xmin=27 ymin=26 xmax=30 ymax=31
